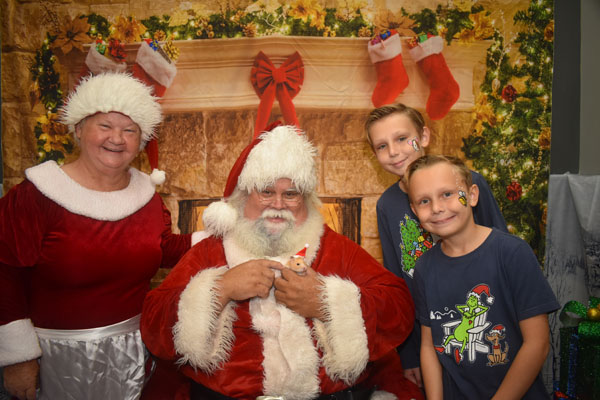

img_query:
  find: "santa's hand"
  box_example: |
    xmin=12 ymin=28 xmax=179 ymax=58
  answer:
xmin=219 ymin=259 xmax=283 ymax=305
xmin=3 ymin=359 xmax=39 ymax=400
xmin=274 ymin=266 xmax=324 ymax=319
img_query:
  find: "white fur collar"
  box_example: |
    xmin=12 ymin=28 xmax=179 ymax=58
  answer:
xmin=25 ymin=161 xmax=156 ymax=221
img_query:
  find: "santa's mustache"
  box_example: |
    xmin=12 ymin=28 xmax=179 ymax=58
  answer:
xmin=260 ymin=208 xmax=296 ymax=223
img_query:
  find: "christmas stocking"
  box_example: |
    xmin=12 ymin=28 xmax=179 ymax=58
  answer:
xmin=132 ymin=40 xmax=177 ymax=184
xmin=368 ymin=30 xmax=409 ymax=107
xmin=76 ymin=40 xmax=127 ymax=86
xmin=409 ymin=35 xmax=459 ymax=120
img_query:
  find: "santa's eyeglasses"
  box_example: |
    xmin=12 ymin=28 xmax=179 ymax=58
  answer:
xmin=257 ymin=188 xmax=303 ymax=206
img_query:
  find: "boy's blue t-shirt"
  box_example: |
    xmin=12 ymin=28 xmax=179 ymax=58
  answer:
xmin=413 ymin=228 xmax=559 ymax=399
xmin=376 ymin=170 xmax=507 ymax=368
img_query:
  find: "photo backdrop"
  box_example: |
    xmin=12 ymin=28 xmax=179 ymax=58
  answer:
xmin=1 ymin=0 xmax=556 ymax=388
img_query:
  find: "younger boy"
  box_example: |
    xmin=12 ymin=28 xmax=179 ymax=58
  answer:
xmin=365 ymin=103 xmax=507 ymax=386
xmin=406 ymin=155 xmax=559 ymax=399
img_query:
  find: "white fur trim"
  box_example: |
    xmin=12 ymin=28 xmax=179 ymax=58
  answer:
xmin=60 ymin=72 xmax=162 ymax=149
xmin=0 ymin=319 xmax=42 ymax=367
xmin=313 ymin=275 xmax=368 ymax=385
xmin=368 ymin=33 xmax=403 ymax=63
xmin=238 ymin=126 xmax=318 ymax=194
xmin=150 ymin=168 xmax=166 ymax=185
xmin=408 ymin=35 xmax=444 ymax=62
xmin=202 ymin=201 xmax=239 ymax=237
xmin=250 ymin=293 xmax=320 ymax=399
xmin=85 ymin=45 xmax=127 ymax=75
xmin=370 ymin=391 xmax=399 ymax=400
xmin=222 ymin=235 xmax=322 ymax=399
xmin=135 ymin=41 xmax=177 ymax=88
xmin=173 ymin=266 xmax=237 ymax=373
xmin=191 ymin=230 xmax=211 ymax=246
xmin=25 ymin=161 xmax=155 ymax=221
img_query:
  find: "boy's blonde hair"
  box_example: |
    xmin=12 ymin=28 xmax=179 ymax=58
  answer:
xmin=405 ymin=155 xmax=473 ymax=193
xmin=364 ymin=103 xmax=426 ymax=148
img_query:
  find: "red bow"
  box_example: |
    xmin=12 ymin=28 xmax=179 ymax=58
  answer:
xmin=250 ymin=51 xmax=304 ymax=139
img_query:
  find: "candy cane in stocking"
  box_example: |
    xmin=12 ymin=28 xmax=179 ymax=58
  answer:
xmin=409 ymin=35 xmax=459 ymax=120
xmin=132 ymin=40 xmax=177 ymax=184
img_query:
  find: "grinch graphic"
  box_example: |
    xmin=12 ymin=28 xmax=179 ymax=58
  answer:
xmin=399 ymin=215 xmax=433 ymax=277
xmin=435 ymin=284 xmax=494 ymax=364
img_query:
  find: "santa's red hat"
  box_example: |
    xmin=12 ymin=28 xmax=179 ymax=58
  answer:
xmin=202 ymin=124 xmax=318 ymax=237
xmin=469 ymin=284 xmax=494 ymax=304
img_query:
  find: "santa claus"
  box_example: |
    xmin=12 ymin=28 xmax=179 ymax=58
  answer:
xmin=141 ymin=125 xmax=422 ymax=400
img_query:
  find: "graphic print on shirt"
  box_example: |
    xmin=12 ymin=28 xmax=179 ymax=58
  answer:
xmin=485 ymin=324 xmax=509 ymax=366
xmin=431 ymin=283 xmax=506 ymax=365
xmin=399 ymin=214 xmax=434 ymax=278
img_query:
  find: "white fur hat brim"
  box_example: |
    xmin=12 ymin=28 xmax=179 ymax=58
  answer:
xmin=60 ymin=72 xmax=162 ymax=150
xmin=238 ymin=125 xmax=318 ymax=194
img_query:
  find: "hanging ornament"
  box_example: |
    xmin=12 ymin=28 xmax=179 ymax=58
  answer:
xmin=587 ymin=306 xmax=600 ymax=321
xmin=506 ymin=181 xmax=522 ymax=202
xmin=492 ymin=77 xmax=501 ymax=93
xmin=501 ymin=84 xmax=517 ymax=103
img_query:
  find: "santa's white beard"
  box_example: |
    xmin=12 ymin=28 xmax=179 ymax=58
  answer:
xmin=231 ymin=205 xmax=323 ymax=257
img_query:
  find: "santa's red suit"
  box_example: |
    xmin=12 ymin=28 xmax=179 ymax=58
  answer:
xmin=141 ymin=220 xmax=418 ymax=400
xmin=0 ymin=160 xmax=193 ymax=399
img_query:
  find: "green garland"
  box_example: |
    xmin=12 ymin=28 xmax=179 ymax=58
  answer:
xmin=28 ymin=2 xmax=553 ymax=258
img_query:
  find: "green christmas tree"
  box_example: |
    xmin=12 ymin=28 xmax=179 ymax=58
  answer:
xmin=461 ymin=0 xmax=553 ymax=262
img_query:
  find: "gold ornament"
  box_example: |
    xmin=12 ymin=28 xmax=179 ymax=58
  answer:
xmin=492 ymin=78 xmax=501 ymax=93
xmin=587 ymin=307 xmax=600 ymax=321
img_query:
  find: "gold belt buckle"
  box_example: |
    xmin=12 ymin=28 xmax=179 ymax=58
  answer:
xmin=256 ymin=397 xmax=285 ymax=400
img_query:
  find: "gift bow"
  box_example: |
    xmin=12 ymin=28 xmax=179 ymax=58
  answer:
xmin=250 ymin=51 xmax=304 ymax=139
xmin=559 ymin=297 xmax=600 ymax=339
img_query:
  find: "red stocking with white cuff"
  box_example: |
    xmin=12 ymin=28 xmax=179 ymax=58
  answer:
xmin=76 ymin=41 xmax=127 ymax=86
xmin=409 ymin=35 xmax=459 ymax=120
xmin=132 ymin=40 xmax=177 ymax=184
xmin=368 ymin=30 xmax=409 ymax=107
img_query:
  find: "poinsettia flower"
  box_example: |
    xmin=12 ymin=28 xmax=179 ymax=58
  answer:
xmin=544 ymin=20 xmax=554 ymax=42
xmin=111 ymin=16 xmax=147 ymax=43
xmin=458 ymin=28 xmax=476 ymax=44
xmin=471 ymin=12 xmax=494 ymax=39
xmin=289 ymin=0 xmax=321 ymax=23
xmin=454 ymin=0 xmax=474 ymax=12
xmin=51 ymin=15 xmax=92 ymax=54
xmin=373 ymin=10 xmax=416 ymax=36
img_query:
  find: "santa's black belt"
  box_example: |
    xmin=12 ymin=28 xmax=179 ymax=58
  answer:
xmin=190 ymin=381 xmax=375 ymax=400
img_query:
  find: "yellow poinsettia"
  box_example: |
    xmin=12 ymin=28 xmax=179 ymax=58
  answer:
xmin=310 ymin=7 xmax=326 ymax=29
xmin=454 ymin=0 xmax=474 ymax=12
xmin=472 ymin=93 xmax=496 ymax=135
xmin=544 ymin=20 xmax=554 ymax=42
xmin=51 ymin=15 xmax=92 ymax=54
xmin=457 ymin=28 xmax=476 ymax=44
xmin=38 ymin=113 xmax=71 ymax=154
xmin=289 ymin=0 xmax=321 ymax=23
xmin=471 ymin=12 xmax=494 ymax=39
xmin=373 ymin=10 xmax=416 ymax=36
xmin=111 ymin=16 xmax=147 ymax=43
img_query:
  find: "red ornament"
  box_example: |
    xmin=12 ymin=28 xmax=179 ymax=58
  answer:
xmin=506 ymin=181 xmax=522 ymax=202
xmin=501 ymin=84 xmax=517 ymax=103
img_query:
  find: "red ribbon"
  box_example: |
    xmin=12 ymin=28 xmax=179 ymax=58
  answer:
xmin=250 ymin=51 xmax=304 ymax=139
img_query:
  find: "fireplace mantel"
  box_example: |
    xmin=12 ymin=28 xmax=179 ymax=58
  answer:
xmin=60 ymin=36 xmax=490 ymax=112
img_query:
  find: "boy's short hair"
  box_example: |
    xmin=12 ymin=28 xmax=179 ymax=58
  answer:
xmin=405 ymin=154 xmax=473 ymax=190
xmin=364 ymin=103 xmax=426 ymax=148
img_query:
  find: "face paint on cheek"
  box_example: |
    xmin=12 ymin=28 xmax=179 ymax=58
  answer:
xmin=408 ymin=138 xmax=420 ymax=152
xmin=458 ymin=190 xmax=468 ymax=207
